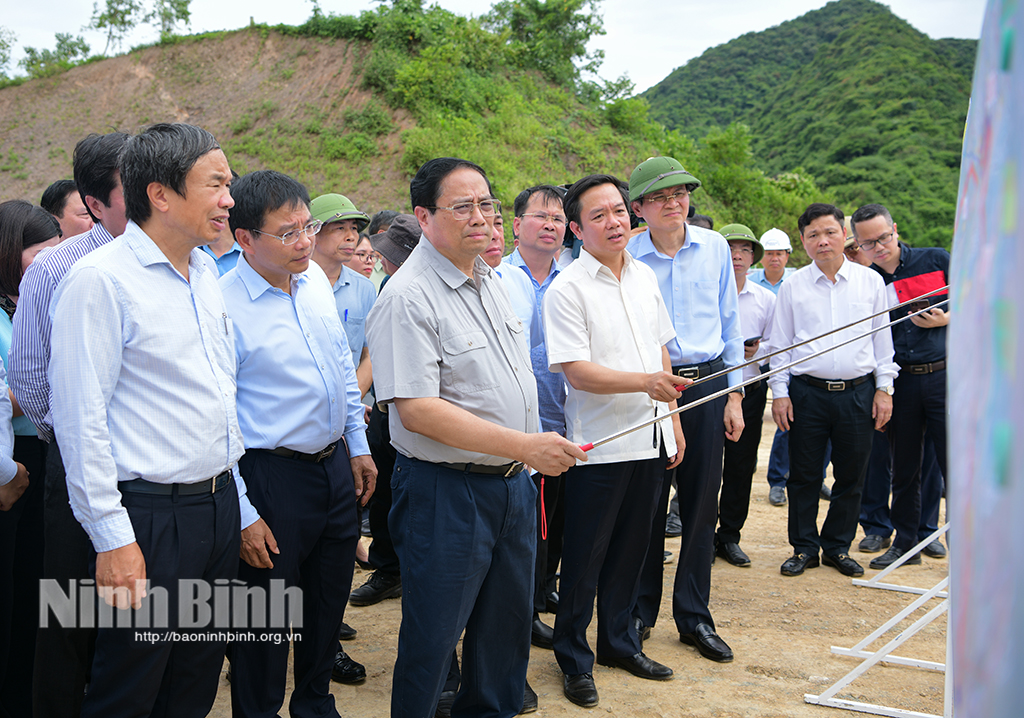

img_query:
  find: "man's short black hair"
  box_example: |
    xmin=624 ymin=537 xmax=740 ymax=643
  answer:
xmin=410 ymin=157 xmax=492 ymax=211
xmin=0 ymin=200 xmax=61 ymax=295
xmin=228 ymin=170 xmax=310 ymax=235
xmin=40 ymin=179 xmax=79 ymax=218
xmin=368 ymin=209 xmax=399 ymax=235
xmin=563 ymin=174 xmax=628 ymax=229
xmin=119 ymin=123 xmax=221 ymax=225
xmin=850 ymin=204 xmax=893 ymax=237
xmin=798 ymin=203 xmax=844 ymax=235
xmin=512 ymin=185 xmax=564 ymax=218
xmin=687 ymin=214 xmax=713 ymax=230
xmin=72 ymin=132 xmax=131 ymax=223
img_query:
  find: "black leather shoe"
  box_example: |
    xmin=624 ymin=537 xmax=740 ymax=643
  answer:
xmin=531 ymin=615 xmax=554 ymax=650
xmin=338 ymin=621 xmax=357 ymax=641
xmin=663 ymin=550 xmax=673 ymax=563
xmin=634 ymin=616 xmax=651 ymax=645
xmin=823 ymin=553 xmax=865 ymax=577
xmin=545 ymin=591 xmax=559 ymax=614
xmin=780 ymin=552 xmax=819 ymax=576
xmin=664 ymin=512 xmax=683 ymax=537
xmin=563 ymin=673 xmax=598 ymax=707
xmin=349 ymin=570 xmax=401 ymax=606
xmin=331 ymin=647 xmax=366 ymax=684
xmin=819 ymin=483 xmax=832 ymax=501
xmin=434 ymin=690 xmax=456 ymax=718
xmin=715 ymin=541 xmax=750 ymax=567
xmin=768 ymin=486 xmax=787 ymax=506
xmin=520 ymin=680 xmax=538 ymax=714
xmin=857 ymin=534 xmax=891 ymax=553
xmin=679 ymin=624 xmax=733 ymax=662
xmin=869 ymin=546 xmax=921 ymax=569
xmin=922 ymin=540 xmax=947 ymax=558
xmin=597 ymin=652 xmax=673 ymax=680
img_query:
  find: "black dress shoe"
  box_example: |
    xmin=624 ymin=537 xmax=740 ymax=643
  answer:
xmin=823 ymin=553 xmax=865 ymax=577
xmin=664 ymin=512 xmax=683 ymax=537
xmin=780 ymin=552 xmax=819 ymax=576
xmin=563 ymin=673 xmax=598 ymax=707
xmin=531 ymin=615 xmax=554 ymax=650
xmin=331 ymin=647 xmax=366 ymax=684
xmin=545 ymin=591 xmax=559 ymax=614
xmin=434 ymin=689 xmax=456 ymax=718
xmin=634 ymin=616 xmax=651 ymax=645
xmin=597 ymin=652 xmax=673 ymax=680
xmin=679 ymin=624 xmax=733 ymax=662
xmin=360 ymin=515 xmax=372 ymax=537
xmin=349 ymin=570 xmax=401 ymax=606
xmin=520 ymin=680 xmax=538 ymax=714
xmin=869 ymin=546 xmax=921 ymax=569
xmin=922 ymin=540 xmax=947 ymax=558
xmin=338 ymin=621 xmax=357 ymax=641
xmin=715 ymin=541 xmax=750 ymax=567
xmin=663 ymin=550 xmax=673 ymax=563
xmin=857 ymin=534 xmax=891 ymax=553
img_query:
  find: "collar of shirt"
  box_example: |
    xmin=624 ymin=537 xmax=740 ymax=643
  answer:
xmin=506 ymin=248 xmax=560 ymax=285
xmin=420 ymin=234 xmax=494 ymax=290
xmin=332 ymin=263 xmax=363 ymax=290
xmin=631 ymin=226 xmax=705 ymax=259
xmin=200 ymin=242 xmax=242 ymax=258
xmin=809 ymin=256 xmax=853 ymax=286
xmin=576 ymin=245 xmax=635 ymax=279
xmin=235 ymin=251 xmax=306 ymax=299
xmin=120 ymin=222 xmax=212 ymax=282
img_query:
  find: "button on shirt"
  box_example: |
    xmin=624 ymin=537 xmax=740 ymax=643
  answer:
xmin=219 ymin=257 xmax=370 ymax=457
xmin=367 ymin=237 xmax=538 ymax=466
xmin=737 ymin=279 xmax=777 ymax=381
xmin=504 ymin=249 xmax=567 ymax=435
xmin=9 ymin=222 xmax=116 ymax=441
xmin=768 ymin=259 xmax=898 ymax=398
xmin=330 ymin=265 xmax=377 ymax=368
xmin=544 ymin=249 xmax=677 ymax=465
xmin=627 ymin=226 xmax=744 ymax=387
xmin=48 ymin=222 xmax=255 ymax=553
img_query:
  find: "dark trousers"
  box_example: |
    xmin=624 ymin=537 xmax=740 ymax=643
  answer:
xmin=716 ymin=380 xmax=768 ymax=545
xmin=541 ymin=477 xmax=566 ymax=604
xmin=554 ymin=454 xmax=663 ymax=675
xmin=635 ymin=373 xmax=727 ymax=635
xmin=858 ymin=432 xmax=944 ymax=539
xmin=889 ymin=369 xmax=948 ymax=551
xmin=0 ymin=435 xmax=46 ymax=718
xmin=80 ymin=475 xmax=241 ymax=718
xmin=390 ymin=455 xmax=535 ymax=718
xmin=33 ymin=440 xmax=96 ymax=718
xmin=366 ymin=404 xmax=399 ymax=575
xmin=788 ymin=377 xmax=874 ymax=556
xmin=767 ymin=429 xmax=832 ymax=489
xmin=533 ymin=472 xmax=563 ymax=615
xmin=229 ymin=447 xmax=358 ymax=718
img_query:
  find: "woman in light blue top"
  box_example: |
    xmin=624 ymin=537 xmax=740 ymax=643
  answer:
xmin=0 ymin=199 xmax=61 ymax=716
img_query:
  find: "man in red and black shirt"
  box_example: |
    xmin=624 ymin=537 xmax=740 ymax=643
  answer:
xmin=851 ymin=204 xmax=949 ymax=568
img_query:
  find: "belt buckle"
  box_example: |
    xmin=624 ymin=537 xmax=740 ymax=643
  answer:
xmin=911 ymin=365 xmax=928 ymax=375
xmin=677 ymin=367 xmax=699 ymax=380
xmin=316 ymin=443 xmax=337 ymax=462
xmin=504 ymin=462 xmax=524 ymax=478
xmin=826 ymin=381 xmax=846 ymax=392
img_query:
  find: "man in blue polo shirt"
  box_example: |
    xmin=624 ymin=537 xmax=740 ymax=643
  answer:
xmin=626 ymin=157 xmax=744 ymax=664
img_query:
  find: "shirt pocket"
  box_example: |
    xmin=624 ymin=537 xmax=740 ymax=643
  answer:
xmin=689 ymin=280 xmax=720 ymax=321
xmin=441 ymin=330 xmax=501 ymax=392
xmin=504 ymin=314 xmax=531 ymax=366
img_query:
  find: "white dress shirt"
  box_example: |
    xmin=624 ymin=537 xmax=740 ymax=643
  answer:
xmin=768 ymin=258 xmax=898 ymax=398
xmin=737 ymin=279 xmax=777 ymax=381
xmin=544 ymin=249 xmax=677 ymax=465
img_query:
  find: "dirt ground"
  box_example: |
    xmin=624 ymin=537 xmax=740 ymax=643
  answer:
xmin=208 ymin=407 xmax=949 ymax=717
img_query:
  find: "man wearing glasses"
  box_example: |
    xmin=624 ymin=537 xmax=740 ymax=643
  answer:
xmin=851 ymin=203 xmax=949 ymax=569
xmin=625 ymin=157 xmax=744 ymax=664
xmin=769 ymin=203 xmax=898 ymax=579
xmin=367 ymin=157 xmax=586 ymax=718
xmin=220 ymin=170 xmax=377 ymax=717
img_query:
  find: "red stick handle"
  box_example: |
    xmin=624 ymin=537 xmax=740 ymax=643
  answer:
xmin=579 ymin=442 xmax=594 ymax=452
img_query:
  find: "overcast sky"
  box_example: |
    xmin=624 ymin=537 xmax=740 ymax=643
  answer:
xmin=4 ymin=1 xmax=985 ymax=92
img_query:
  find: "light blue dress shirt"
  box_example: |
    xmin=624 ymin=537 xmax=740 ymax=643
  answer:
xmin=626 ymin=225 xmax=744 ymax=387
xmin=748 ymin=267 xmax=795 ymax=295
xmin=199 ymin=242 xmax=243 ymax=276
xmin=503 ymin=249 xmax=567 ymax=435
xmin=0 ymin=313 xmax=36 ymax=436
xmin=49 ymin=222 xmax=256 ymax=552
xmin=219 ymin=258 xmax=369 ymax=458
xmin=0 ymin=364 xmax=17 ymax=486
xmin=327 ymin=264 xmax=377 ymax=368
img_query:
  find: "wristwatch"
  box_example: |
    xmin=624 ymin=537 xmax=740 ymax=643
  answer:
xmin=879 ymin=385 xmax=894 ymax=396
xmin=731 ymin=387 xmax=745 ymax=398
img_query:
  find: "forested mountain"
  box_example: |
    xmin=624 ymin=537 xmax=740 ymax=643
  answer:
xmin=641 ymin=0 xmax=975 ymax=247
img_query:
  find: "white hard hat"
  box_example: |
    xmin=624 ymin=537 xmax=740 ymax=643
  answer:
xmin=760 ymin=228 xmax=792 ymax=252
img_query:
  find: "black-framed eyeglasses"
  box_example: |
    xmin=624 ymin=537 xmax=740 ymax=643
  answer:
xmin=428 ymin=200 xmax=501 ymax=220
xmin=251 ymin=219 xmax=323 ymax=245
xmin=857 ymin=231 xmax=895 ymax=252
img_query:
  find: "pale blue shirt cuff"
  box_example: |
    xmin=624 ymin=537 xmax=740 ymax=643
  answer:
xmin=234 ymin=466 xmax=260 ymax=530
xmin=344 ymin=425 xmax=370 ymax=458
xmin=0 ymin=456 xmax=17 ymax=486
xmin=86 ymin=510 xmax=138 ymax=553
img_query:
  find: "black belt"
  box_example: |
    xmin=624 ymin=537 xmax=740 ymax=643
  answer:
xmin=746 ymin=379 xmax=762 ymax=391
xmin=900 ymin=360 xmax=946 ymax=375
xmin=268 ymin=441 xmax=339 ymax=464
xmin=437 ymin=461 xmax=525 ymax=478
xmin=796 ymin=374 xmax=873 ymax=392
xmin=119 ymin=470 xmax=232 ymax=496
xmin=672 ymin=356 xmax=725 ymax=380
